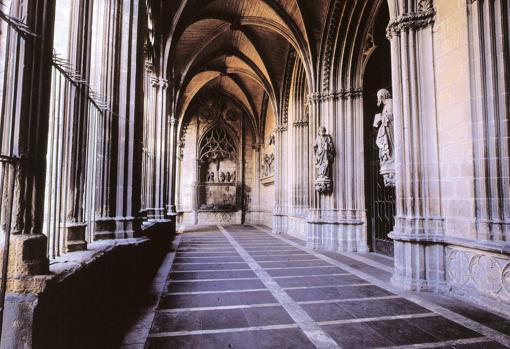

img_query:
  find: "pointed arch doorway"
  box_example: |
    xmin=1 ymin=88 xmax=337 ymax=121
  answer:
xmin=363 ymin=2 xmax=396 ymax=256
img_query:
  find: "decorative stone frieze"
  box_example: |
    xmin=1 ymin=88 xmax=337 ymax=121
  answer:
xmin=293 ymin=121 xmax=308 ymax=127
xmin=386 ymin=4 xmax=435 ymax=39
xmin=446 ymin=246 xmax=510 ymax=311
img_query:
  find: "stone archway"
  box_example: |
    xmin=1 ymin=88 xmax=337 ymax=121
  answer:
xmin=362 ymin=3 xmax=396 ymax=256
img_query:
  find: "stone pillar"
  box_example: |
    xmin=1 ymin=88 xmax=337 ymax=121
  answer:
xmin=0 ymin=0 xmax=55 ymax=346
xmin=252 ymin=144 xmax=262 ymax=224
xmin=114 ymin=0 xmax=144 ymax=238
xmin=305 ymin=89 xmax=368 ymax=252
xmin=386 ymin=0 xmax=445 ymax=291
xmin=166 ymin=115 xmax=178 ymax=216
xmin=62 ymin=0 xmax=94 ymax=252
xmin=150 ymin=76 xmax=168 ymax=220
xmin=273 ymin=123 xmax=288 ymax=234
xmin=94 ymin=0 xmax=121 ymax=240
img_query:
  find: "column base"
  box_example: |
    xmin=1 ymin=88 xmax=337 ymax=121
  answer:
xmin=305 ymin=221 xmax=369 ymax=253
xmin=114 ymin=216 xmax=143 ymax=239
xmin=6 ymin=234 xmax=49 ymax=278
xmin=94 ymin=218 xmax=116 ymax=241
xmin=389 ymin=232 xmax=446 ymax=292
xmin=147 ymin=208 xmax=166 ymax=220
xmin=272 ymin=214 xmax=288 ymax=235
xmin=64 ymin=223 xmax=87 ymax=253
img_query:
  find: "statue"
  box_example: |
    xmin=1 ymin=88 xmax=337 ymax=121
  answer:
xmin=219 ymin=171 xmax=226 ymax=183
xmin=232 ymin=171 xmax=236 ymax=182
xmin=206 ymin=171 xmax=215 ymax=182
xmin=374 ymin=88 xmax=395 ymax=187
xmin=226 ymin=171 xmax=231 ymax=182
xmin=313 ymin=126 xmax=335 ymax=193
xmin=262 ymin=153 xmax=275 ymax=177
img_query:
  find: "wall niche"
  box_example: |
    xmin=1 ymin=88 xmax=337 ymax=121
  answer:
xmin=198 ymin=125 xmax=238 ymax=211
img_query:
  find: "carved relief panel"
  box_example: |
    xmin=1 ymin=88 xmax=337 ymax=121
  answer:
xmin=446 ymin=246 xmax=510 ymax=304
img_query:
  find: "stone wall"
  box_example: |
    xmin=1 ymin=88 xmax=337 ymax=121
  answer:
xmin=0 ymin=222 xmax=172 ymax=349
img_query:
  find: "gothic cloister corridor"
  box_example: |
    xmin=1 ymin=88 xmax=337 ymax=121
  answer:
xmin=1 ymin=0 xmax=510 ymax=347
xmin=121 ymin=225 xmax=510 ymax=349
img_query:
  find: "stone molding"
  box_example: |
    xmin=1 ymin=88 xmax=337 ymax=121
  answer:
xmin=389 ymin=231 xmax=510 ymax=255
xmin=150 ymin=76 xmax=168 ymax=88
xmin=275 ymin=125 xmax=288 ymax=133
xmin=386 ymin=7 xmax=436 ymax=39
xmin=321 ymin=0 xmax=342 ymax=92
xmin=281 ymin=48 xmax=296 ymax=125
xmin=307 ymin=89 xmax=363 ymax=103
xmin=293 ymin=120 xmax=309 ymax=128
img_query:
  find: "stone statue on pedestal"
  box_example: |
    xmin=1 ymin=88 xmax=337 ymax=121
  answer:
xmin=373 ymin=89 xmax=395 ymax=187
xmin=313 ymin=126 xmax=335 ymax=194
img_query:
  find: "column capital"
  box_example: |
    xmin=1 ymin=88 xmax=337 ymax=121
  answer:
xmin=307 ymin=89 xmax=363 ymax=103
xmin=386 ymin=3 xmax=436 ymax=39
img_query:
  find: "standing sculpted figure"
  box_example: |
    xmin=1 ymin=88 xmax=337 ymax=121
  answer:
xmin=313 ymin=126 xmax=336 ymax=193
xmin=373 ymin=89 xmax=395 ymax=187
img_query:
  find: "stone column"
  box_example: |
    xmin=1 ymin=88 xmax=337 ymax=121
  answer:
xmin=114 ymin=0 xmax=144 ymax=238
xmin=94 ymin=0 xmax=121 ymax=240
xmin=0 ymin=0 xmax=55 ymax=346
xmin=252 ymin=144 xmax=262 ymax=224
xmin=62 ymin=0 xmax=93 ymax=252
xmin=166 ymin=114 xmax=178 ymax=216
xmin=386 ymin=0 xmax=445 ymax=291
xmin=273 ymin=123 xmax=288 ymax=234
xmin=151 ymin=77 xmax=168 ymax=220
xmin=305 ymin=89 xmax=368 ymax=253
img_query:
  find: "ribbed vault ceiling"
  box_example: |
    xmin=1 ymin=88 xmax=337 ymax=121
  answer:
xmin=158 ymin=0 xmax=329 ymax=138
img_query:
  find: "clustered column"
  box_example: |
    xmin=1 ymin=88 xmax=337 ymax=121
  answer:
xmin=0 ymin=0 xmax=55 ymax=345
xmin=387 ymin=0 xmax=445 ymax=291
xmin=305 ymin=90 xmax=368 ymax=252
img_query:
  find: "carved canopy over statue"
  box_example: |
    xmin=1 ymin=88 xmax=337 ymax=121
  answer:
xmin=373 ymin=88 xmax=395 ymax=187
xmin=314 ymin=126 xmax=335 ymax=194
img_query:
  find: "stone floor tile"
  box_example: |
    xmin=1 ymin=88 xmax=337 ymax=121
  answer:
xmin=236 ymin=290 xmax=277 ymax=304
xmin=199 ymin=308 xmax=249 ymax=330
xmin=301 ymin=302 xmax=354 ymax=322
xmin=322 ymin=322 xmax=394 ymax=348
xmin=200 ymin=331 xmax=259 ymax=349
xmin=253 ymin=328 xmax=315 ymax=349
xmin=365 ymin=317 xmax=440 ymax=345
xmin=243 ymin=306 xmax=294 ymax=326
xmin=407 ymin=316 xmax=482 ymax=341
xmin=266 ymin=266 xmax=340 ymax=277
xmin=147 ymin=334 xmax=203 ymax=349
xmin=337 ymin=297 xmax=429 ymax=318
xmin=150 ymin=311 xmax=202 ymax=333
xmin=172 ymin=262 xmax=249 ymax=271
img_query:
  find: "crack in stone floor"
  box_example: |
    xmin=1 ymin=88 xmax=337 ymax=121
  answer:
xmin=132 ymin=225 xmax=510 ymax=349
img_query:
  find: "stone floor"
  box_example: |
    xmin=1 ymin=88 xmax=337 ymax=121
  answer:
xmin=122 ymin=225 xmax=510 ymax=349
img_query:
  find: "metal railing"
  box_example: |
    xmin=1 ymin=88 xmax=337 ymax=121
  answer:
xmin=43 ymin=54 xmax=109 ymax=258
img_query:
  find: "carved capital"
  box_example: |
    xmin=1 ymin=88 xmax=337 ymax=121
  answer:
xmin=144 ymin=60 xmax=154 ymax=73
xmin=386 ymin=6 xmax=436 ymax=39
xmin=293 ymin=121 xmax=309 ymax=128
xmin=275 ymin=125 xmax=288 ymax=133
